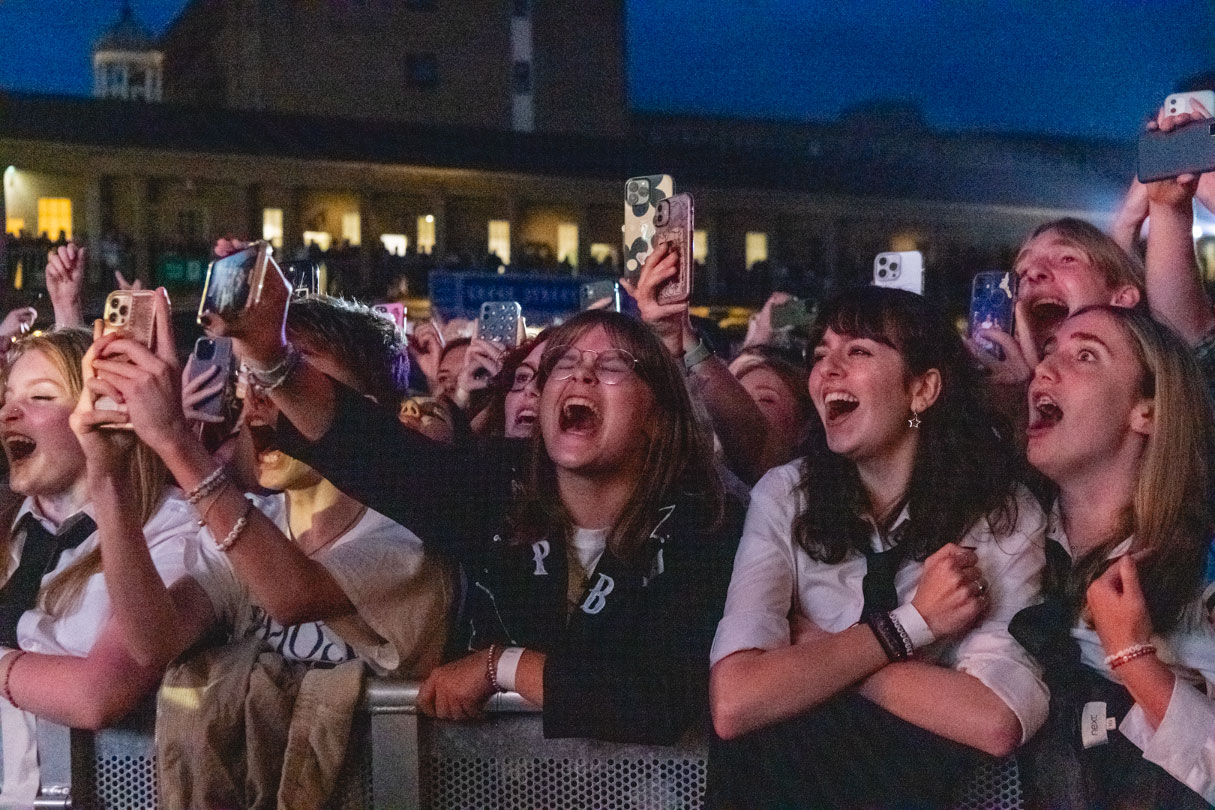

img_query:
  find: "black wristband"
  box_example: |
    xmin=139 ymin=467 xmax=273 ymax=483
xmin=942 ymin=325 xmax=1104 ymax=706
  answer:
xmin=865 ymin=611 xmax=910 ymax=662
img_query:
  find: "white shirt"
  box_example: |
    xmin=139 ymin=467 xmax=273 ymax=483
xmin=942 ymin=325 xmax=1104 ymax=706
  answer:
xmin=1049 ymin=504 xmax=1215 ymax=804
xmin=711 ymin=461 xmax=1050 ymax=744
xmin=196 ymin=493 xmax=449 ymax=677
xmin=1 ymin=489 xmax=213 ymax=807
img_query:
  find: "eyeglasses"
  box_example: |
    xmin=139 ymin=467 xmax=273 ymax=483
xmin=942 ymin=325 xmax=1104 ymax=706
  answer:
xmin=548 ymin=346 xmax=637 ymax=385
xmin=509 ymin=366 xmax=537 ymax=392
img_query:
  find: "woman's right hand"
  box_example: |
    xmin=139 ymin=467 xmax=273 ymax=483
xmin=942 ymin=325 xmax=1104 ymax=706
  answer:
xmin=965 ymin=299 xmax=1040 ymax=387
xmin=70 ymin=332 xmax=137 ymax=478
xmin=911 ymin=544 xmax=988 ymax=640
xmin=408 ymin=321 xmax=445 ymax=385
xmin=453 ymin=338 xmax=505 ymax=409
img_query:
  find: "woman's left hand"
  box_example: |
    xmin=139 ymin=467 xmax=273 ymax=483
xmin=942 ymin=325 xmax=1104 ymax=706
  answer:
xmin=621 ymin=242 xmax=694 ymax=358
xmin=70 ymin=337 xmax=137 ymax=476
xmin=1087 ymin=554 xmax=1154 ymax=654
xmin=418 ymin=650 xmax=495 ymax=721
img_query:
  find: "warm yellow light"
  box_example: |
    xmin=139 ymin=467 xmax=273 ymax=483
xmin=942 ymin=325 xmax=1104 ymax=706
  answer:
xmin=5 ymin=218 xmax=25 ymax=237
xmin=3 ymin=166 xmax=14 ymax=188
xmin=488 ymin=220 xmax=511 ymax=266
xmin=342 ymin=212 xmax=361 ymax=247
xmin=745 ymin=231 xmax=768 ymax=270
xmin=38 ymin=198 xmax=72 ymax=241
xmin=417 ymin=215 xmax=436 ymax=255
xmin=380 ymin=234 xmax=408 ymax=256
xmin=891 ymin=231 xmax=919 ymax=252
xmin=557 ymin=223 xmax=578 ymax=268
xmin=589 ymin=243 xmax=617 ymax=265
xmin=302 ymin=231 xmax=331 ymax=251
xmin=262 ymin=208 xmax=283 ymax=249
xmin=693 ymin=229 xmax=708 ymax=263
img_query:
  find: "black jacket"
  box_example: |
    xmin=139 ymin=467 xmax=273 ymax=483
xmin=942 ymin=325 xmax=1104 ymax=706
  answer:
xmin=277 ymin=383 xmax=744 ymax=744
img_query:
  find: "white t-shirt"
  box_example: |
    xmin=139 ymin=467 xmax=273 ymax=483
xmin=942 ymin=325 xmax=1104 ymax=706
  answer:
xmin=1049 ymin=504 xmax=1215 ymax=804
xmin=197 ymin=493 xmax=449 ymax=676
xmin=1 ymin=489 xmax=213 ymax=806
xmin=711 ymin=461 xmax=1051 ymax=744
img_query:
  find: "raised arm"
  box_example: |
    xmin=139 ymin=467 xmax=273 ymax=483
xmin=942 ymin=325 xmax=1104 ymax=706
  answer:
xmin=622 ymin=243 xmax=766 ymax=482
xmin=1143 ymin=106 xmax=1215 ymax=345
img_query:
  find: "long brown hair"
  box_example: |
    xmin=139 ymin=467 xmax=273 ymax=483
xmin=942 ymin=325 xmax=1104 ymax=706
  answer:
xmin=1 ymin=329 xmax=169 ymax=617
xmin=508 ymin=310 xmax=722 ymax=566
xmin=792 ymin=287 xmax=1020 ymax=563
xmin=1059 ymin=307 xmax=1213 ymax=632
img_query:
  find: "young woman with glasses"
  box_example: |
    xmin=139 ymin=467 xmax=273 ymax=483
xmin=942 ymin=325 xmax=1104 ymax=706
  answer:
xmin=204 ymin=253 xmax=744 ymax=744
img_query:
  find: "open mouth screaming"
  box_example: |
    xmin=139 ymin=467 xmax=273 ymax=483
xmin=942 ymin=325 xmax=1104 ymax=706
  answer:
xmin=2 ymin=434 xmax=36 ymax=464
xmin=559 ymin=398 xmax=602 ymax=435
xmin=1028 ymin=298 xmax=1070 ymax=336
xmin=823 ymin=391 xmax=859 ymax=423
xmin=1030 ymin=393 xmax=1063 ymax=431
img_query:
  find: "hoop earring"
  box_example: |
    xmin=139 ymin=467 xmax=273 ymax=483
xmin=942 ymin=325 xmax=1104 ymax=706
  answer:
xmin=908 ymin=411 xmax=921 ymax=429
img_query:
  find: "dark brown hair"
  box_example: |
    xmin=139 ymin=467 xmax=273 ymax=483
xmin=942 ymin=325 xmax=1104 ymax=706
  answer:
xmin=508 ymin=310 xmax=722 ymax=566
xmin=792 ymin=286 xmax=1019 ymax=563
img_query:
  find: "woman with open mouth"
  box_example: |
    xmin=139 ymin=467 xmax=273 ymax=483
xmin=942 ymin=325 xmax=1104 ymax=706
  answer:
xmin=708 ymin=286 xmax=1049 ymax=809
xmin=0 ymin=327 xmax=211 ymax=807
xmin=1013 ymin=305 xmax=1215 ymax=809
xmin=206 ymin=251 xmax=744 ymax=744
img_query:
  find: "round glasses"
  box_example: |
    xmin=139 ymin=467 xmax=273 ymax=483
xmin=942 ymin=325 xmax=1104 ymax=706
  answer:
xmin=548 ymin=346 xmax=637 ymax=385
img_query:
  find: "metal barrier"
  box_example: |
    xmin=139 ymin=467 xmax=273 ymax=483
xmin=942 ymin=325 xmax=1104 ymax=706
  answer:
xmin=12 ymin=679 xmax=1024 ymax=809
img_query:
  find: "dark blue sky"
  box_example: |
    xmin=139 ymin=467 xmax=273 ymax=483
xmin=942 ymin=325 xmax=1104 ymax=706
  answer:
xmin=1 ymin=0 xmax=1212 ymax=139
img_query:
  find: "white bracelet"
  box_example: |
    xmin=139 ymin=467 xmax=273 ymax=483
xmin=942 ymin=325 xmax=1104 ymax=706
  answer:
xmin=216 ymin=501 xmax=254 ymax=552
xmin=495 ymin=647 xmax=526 ymax=693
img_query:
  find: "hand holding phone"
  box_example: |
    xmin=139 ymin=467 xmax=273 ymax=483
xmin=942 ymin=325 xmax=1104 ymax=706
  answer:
xmin=873 ymin=251 xmax=924 ymax=295
xmin=619 ymin=240 xmax=693 ymax=357
xmin=199 ymin=241 xmax=292 ymax=371
xmin=477 ymin=302 xmax=524 ymax=348
xmin=623 ymin=174 xmax=675 ymax=283
xmin=968 ymin=272 xmax=1015 ymax=360
xmin=183 ymin=337 xmax=236 ymax=423
xmin=650 ymin=192 xmax=694 ymax=305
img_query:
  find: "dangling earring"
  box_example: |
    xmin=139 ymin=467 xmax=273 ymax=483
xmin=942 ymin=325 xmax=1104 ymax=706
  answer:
xmin=908 ymin=411 xmax=921 ymax=429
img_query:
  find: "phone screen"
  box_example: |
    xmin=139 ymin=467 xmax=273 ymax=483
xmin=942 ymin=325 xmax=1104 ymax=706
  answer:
xmin=201 ymin=247 xmax=258 ymax=318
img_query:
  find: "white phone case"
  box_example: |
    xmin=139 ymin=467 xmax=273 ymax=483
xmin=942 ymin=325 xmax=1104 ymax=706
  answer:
xmin=873 ymin=251 xmax=924 ymax=296
xmin=1165 ymin=91 xmax=1215 ymax=118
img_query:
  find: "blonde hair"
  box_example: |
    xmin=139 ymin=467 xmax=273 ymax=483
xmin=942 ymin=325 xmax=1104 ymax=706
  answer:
xmin=1067 ymin=307 xmax=1212 ymax=631
xmin=1023 ymin=218 xmax=1146 ymax=299
xmin=2 ymin=329 xmax=169 ymax=617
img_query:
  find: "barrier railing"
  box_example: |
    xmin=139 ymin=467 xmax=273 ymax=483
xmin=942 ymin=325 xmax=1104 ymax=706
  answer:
xmin=11 ymin=678 xmax=1024 ymax=809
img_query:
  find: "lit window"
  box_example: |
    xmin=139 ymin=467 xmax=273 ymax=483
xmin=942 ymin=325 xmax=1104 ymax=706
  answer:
xmin=693 ymin=229 xmax=708 ymax=263
xmin=5 ymin=218 xmax=25 ymax=237
xmin=38 ymin=198 xmax=72 ymax=241
xmin=512 ymin=61 xmax=532 ymax=95
xmin=745 ymin=231 xmax=768 ymax=270
xmin=342 ymin=212 xmax=361 ymax=247
xmin=417 ymin=215 xmax=436 ymax=254
xmin=381 ymin=234 xmax=408 ymax=257
xmin=488 ymin=220 xmax=511 ymax=266
xmin=262 ymin=208 xmax=283 ymax=249
xmin=589 ymin=243 xmax=617 ymax=267
xmin=557 ymin=223 xmax=578 ymax=268
xmin=407 ymin=54 xmax=439 ymax=88
xmin=303 ymin=231 xmax=332 ymax=252
xmin=891 ymin=231 xmax=919 ymax=252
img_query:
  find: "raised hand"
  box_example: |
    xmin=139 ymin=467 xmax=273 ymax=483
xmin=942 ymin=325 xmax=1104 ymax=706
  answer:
xmin=911 ymin=544 xmax=988 ymax=640
xmin=1087 ymin=553 xmax=1154 ymax=655
xmin=45 ymin=242 xmax=86 ymax=327
xmin=181 ymin=364 xmax=227 ymax=424
xmin=453 ymin=338 xmax=505 ymax=409
xmin=620 ymin=241 xmax=693 ymax=358
xmin=0 ymin=307 xmax=36 ymax=343
xmin=743 ymin=292 xmax=792 ymax=349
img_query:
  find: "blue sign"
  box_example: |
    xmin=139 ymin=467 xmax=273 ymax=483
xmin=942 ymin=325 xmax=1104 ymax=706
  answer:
xmin=429 ymin=271 xmax=591 ymax=325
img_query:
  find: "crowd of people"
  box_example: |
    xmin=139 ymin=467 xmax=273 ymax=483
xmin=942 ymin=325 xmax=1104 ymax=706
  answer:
xmin=0 ymin=103 xmax=1210 ymax=810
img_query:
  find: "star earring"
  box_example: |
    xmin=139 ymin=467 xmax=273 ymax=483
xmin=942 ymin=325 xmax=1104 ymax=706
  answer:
xmin=908 ymin=411 xmax=921 ymax=429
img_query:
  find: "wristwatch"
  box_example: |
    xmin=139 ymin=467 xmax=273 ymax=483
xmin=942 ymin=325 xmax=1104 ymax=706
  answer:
xmin=682 ymin=337 xmax=712 ymax=372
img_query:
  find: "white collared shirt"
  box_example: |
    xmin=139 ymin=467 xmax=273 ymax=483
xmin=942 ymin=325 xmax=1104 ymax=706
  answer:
xmin=711 ymin=461 xmax=1051 ymax=744
xmin=1049 ymin=504 xmax=1215 ymax=804
xmin=0 ymin=488 xmax=215 ymax=806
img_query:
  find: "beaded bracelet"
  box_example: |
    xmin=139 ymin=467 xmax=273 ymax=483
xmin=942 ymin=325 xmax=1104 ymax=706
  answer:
xmin=1 ymin=650 xmax=26 ymax=708
xmin=485 ymin=643 xmax=503 ymax=693
xmin=887 ymin=611 xmax=915 ymax=657
xmin=216 ymin=501 xmax=255 ymax=553
xmin=865 ymin=612 xmax=910 ymax=662
xmin=187 ymin=466 xmax=229 ymax=505
xmin=247 ymin=343 xmax=302 ymax=392
xmin=1105 ymin=642 xmax=1157 ymax=670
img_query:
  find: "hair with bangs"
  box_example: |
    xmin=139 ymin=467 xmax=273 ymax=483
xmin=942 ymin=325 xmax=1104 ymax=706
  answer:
xmin=1022 ymin=218 xmax=1146 ymax=300
xmin=792 ymin=286 xmax=1020 ymax=563
xmin=476 ymin=327 xmax=552 ymax=437
xmin=1054 ymin=306 xmax=1212 ymax=632
xmin=508 ymin=310 xmax=722 ymax=565
xmin=0 ymin=328 xmax=169 ymax=618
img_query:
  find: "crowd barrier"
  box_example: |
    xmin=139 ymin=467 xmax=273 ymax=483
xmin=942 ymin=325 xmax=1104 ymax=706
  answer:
xmin=13 ymin=679 xmax=1026 ymax=809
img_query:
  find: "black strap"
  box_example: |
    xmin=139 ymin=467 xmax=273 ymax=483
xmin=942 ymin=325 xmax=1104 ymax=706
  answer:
xmin=860 ymin=521 xmax=910 ymax=619
xmin=0 ymin=512 xmax=97 ymax=647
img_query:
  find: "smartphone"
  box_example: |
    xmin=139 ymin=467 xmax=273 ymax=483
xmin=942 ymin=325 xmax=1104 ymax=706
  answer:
xmin=873 ymin=251 xmax=924 ymax=296
xmin=197 ymin=241 xmax=272 ymax=325
xmin=97 ymin=290 xmax=160 ymax=418
xmin=1138 ymin=119 xmax=1215 ymax=182
xmin=1165 ymin=90 xmax=1215 ymax=118
xmin=184 ymin=337 xmax=236 ymax=422
xmin=770 ymin=298 xmax=813 ymax=330
xmin=622 ymin=174 xmax=675 ymax=283
xmin=281 ymin=259 xmax=319 ymax=300
xmin=478 ymin=301 xmax=523 ymax=348
xmin=968 ymin=272 xmax=1016 ymax=360
xmin=579 ymin=280 xmax=620 ymax=312
xmin=650 ymin=192 xmax=694 ymax=305
xmin=373 ymin=302 xmax=407 ymax=330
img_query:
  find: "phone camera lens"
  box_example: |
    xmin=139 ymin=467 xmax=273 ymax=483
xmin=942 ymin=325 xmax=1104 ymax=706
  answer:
xmin=196 ymin=341 xmax=215 ymax=361
xmin=878 ymin=269 xmax=887 ymax=278
xmin=119 ymin=304 xmax=129 ymax=316
xmin=107 ymin=312 xmax=118 ymax=323
xmin=889 ymin=262 xmax=899 ymax=271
